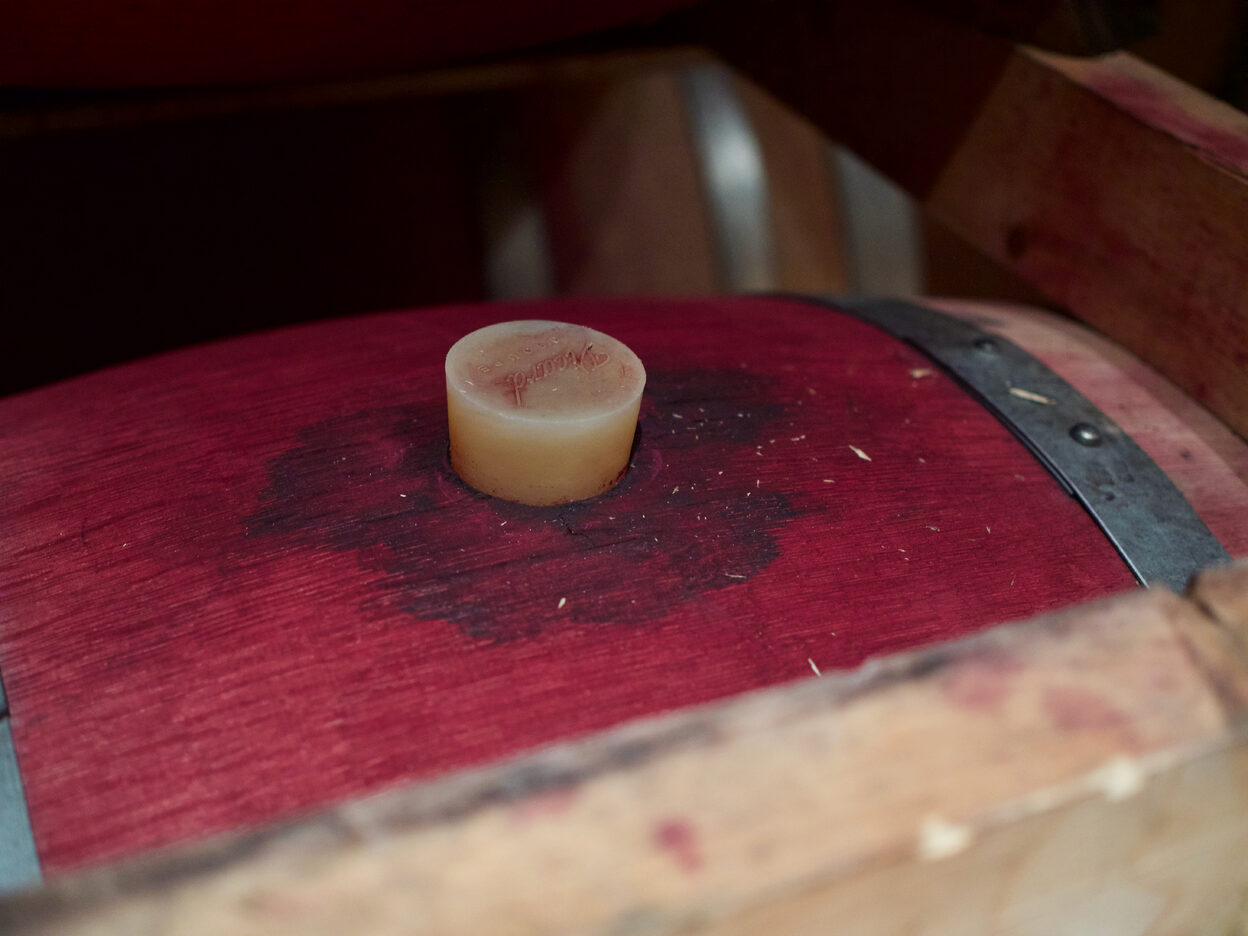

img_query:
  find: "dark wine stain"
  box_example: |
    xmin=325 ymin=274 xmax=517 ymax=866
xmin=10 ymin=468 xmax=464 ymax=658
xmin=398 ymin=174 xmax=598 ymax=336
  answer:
xmin=244 ymin=370 xmax=800 ymax=642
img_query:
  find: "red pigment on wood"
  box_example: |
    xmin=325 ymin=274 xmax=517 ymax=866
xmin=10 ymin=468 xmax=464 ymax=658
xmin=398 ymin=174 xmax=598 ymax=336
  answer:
xmin=1081 ymin=70 xmax=1248 ymax=177
xmin=0 ymin=297 xmax=1138 ymax=873
xmin=654 ymin=819 xmax=702 ymax=873
xmin=939 ymin=654 xmax=1024 ymax=713
xmin=1042 ymin=686 xmax=1140 ymax=749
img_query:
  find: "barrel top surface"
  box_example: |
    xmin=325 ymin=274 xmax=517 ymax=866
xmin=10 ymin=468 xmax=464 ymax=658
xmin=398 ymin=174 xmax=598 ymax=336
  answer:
xmin=0 ymin=296 xmax=1140 ymax=872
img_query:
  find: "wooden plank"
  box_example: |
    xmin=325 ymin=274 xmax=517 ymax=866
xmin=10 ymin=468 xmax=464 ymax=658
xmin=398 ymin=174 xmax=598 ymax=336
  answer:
xmin=4 ymin=562 xmax=1247 ymax=934
xmin=512 ymin=69 xmax=720 ymax=295
xmin=733 ymin=76 xmax=849 ymax=294
xmin=925 ymin=49 xmax=1248 ymax=441
xmin=0 ymin=297 xmax=1138 ymax=873
xmin=705 ymin=0 xmax=1248 ymax=439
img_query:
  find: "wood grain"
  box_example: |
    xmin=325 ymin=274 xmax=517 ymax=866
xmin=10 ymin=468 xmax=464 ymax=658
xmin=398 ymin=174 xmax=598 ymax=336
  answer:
xmin=734 ymin=75 xmax=849 ymax=294
xmin=0 ymin=297 xmax=1139 ymax=873
xmin=5 ymin=561 xmax=1247 ymax=934
xmin=926 ymin=49 xmax=1248 ymax=441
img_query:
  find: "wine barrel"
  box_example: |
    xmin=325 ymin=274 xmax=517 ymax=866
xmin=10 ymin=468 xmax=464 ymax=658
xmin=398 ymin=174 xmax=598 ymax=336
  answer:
xmin=0 ymin=295 xmax=1243 ymax=888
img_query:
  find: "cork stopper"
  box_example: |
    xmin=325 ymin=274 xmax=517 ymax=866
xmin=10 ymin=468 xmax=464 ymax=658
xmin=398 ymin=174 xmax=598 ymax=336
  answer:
xmin=445 ymin=320 xmax=646 ymax=505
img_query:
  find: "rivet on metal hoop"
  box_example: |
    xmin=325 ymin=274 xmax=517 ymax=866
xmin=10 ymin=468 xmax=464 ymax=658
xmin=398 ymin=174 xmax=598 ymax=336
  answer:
xmin=1070 ymin=423 xmax=1103 ymax=447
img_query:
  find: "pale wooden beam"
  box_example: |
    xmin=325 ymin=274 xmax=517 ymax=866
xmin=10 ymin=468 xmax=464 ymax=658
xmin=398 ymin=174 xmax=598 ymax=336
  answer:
xmin=4 ymin=562 xmax=1247 ymax=934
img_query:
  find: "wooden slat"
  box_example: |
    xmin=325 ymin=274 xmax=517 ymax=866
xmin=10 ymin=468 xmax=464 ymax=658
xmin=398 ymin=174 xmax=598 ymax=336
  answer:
xmin=5 ymin=562 xmax=1247 ymax=934
xmin=512 ymin=69 xmax=720 ymax=295
xmin=704 ymin=0 xmax=1248 ymax=439
xmin=733 ymin=76 xmax=849 ymax=294
xmin=926 ymin=49 xmax=1248 ymax=440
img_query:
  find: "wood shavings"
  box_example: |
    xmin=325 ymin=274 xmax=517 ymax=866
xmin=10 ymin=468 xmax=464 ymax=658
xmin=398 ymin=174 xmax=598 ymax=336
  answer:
xmin=909 ymin=368 xmax=933 ymax=379
xmin=848 ymin=445 xmax=871 ymax=462
xmin=927 ymin=526 xmax=941 ymax=532
xmin=822 ymin=479 xmax=835 ymax=483
xmin=808 ymin=658 xmax=822 ymax=677
xmin=725 ymin=573 xmax=746 ymax=579
xmin=1008 ymin=387 xmax=1055 ymax=405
